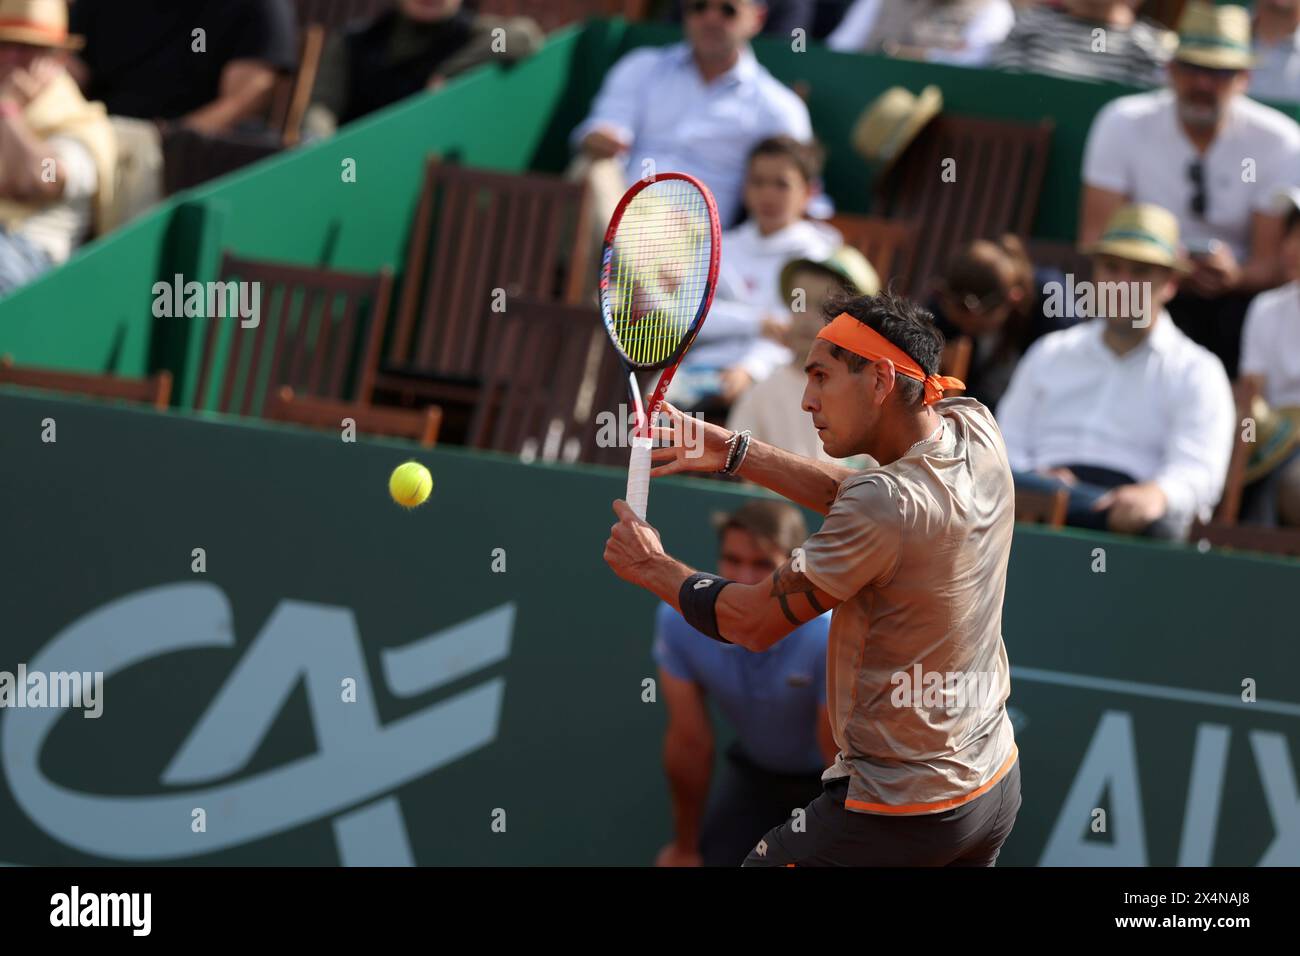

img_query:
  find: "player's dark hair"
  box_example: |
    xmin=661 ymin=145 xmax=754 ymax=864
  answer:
xmin=823 ymin=289 xmax=945 ymax=409
xmin=747 ymin=135 xmax=825 ymax=185
xmin=717 ymin=500 xmax=807 ymax=556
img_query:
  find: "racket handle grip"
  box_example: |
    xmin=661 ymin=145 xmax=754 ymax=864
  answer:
xmin=626 ymin=435 xmax=653 ymax=520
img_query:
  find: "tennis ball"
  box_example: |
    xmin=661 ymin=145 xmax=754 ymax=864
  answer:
xmin=389 ymin=461 xmax=433 ymax=509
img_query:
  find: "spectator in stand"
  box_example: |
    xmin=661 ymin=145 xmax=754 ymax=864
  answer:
xmin=827 ymin=0 xmax=1016 ymax=66
xmin=570 ymin=0 xmax=812 ymax=230
xmin=667 ymin=136 xmax=839 ymax=422
xmin=998 ymin=203 xmax=1235 ymax=540
xmin=652 ymin=500 xmax=834 ymax=867
xmin=927 ymin=235 xmax=1079 ymax=409
xmin=663 ymin=0 xmax=816 ymax=36
xmin=990 ymin=0 xmax=1174 ymax=87
xmin=67 ymin=0 xmax=297 ymax=226
xmin=305 ymin=0 xmax=544 ymax=137
xmin=727 ymin=245 xmax=879 ymax=463
xmin=0 ymin=0 xmax=115 ymax=297
xmin=1251 ymin=0 xmax=1300 ymax=103
xmin=1078 ymin=2 xmax=1300 ymax=379
xmin=1238 ymin=188 xmax=1300 ymax=527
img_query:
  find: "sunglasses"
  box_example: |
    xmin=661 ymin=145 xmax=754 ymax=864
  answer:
xmin=937 ymin=283 xmax=1006 ymax=314
xmin=1188 ymin=159 xmax=1208 ymax=218
xmin=686 ymin=0 xmax=741 ymax=18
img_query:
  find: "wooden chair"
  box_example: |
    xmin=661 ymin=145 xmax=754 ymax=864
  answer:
xmin=872 ymin=115 xmax=1054 ymax=294
xmin=265 ymin=385 xmax=442 ymax=446
xmin=1014 ymin=487 xmax=1069 ymax=528
xmin=0 ymin=356 xmax=172 ymax=409
xmin=466 ymin=299 xmax=626 ymax=463
xmin=827 ymin=214 xmax=919 ymax=293
xmin=376 ymin=158 xmax=593 ymax=409
xmin=1190 ymin=521 xmax=1300 ymax=559
xmin=268 ymin=23 xmax=327 ymax=147
xmin=1210 ymin=378 xmax=1262 ymax=525
xmin=477 ymin=0 xmax=650 ymax=32
xmin=939 ymin=335 xmax=972 ymax=394
xmin=191 ymin=253 xmax=394 ymax=417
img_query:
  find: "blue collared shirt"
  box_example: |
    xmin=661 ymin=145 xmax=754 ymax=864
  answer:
xmin=652 ymin=601 xmax=830 ymax=775
xmin=572 ymin=42 xmax=813 ymax=225
xmin=1252 ymin=30 xmax=1300 ymax=104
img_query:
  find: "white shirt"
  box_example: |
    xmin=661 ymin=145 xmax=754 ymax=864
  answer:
xmin=996 ymin=314 xmax=1235 ymax=530
xmin=16 ymin=136 xmax=97 ymax=265
xmin=571 ymin=42 xmax=812 ymax=226
xmin=1082 ymin=89 xmax=1300 ymax=262
xmin=685 ymin=217 xmax=841 ymax=380
xmin=827 ymin=0 xmax=1015 ymax=66
xmin=1251 ymin=29 xmax=1300 ymax=104
xmin=1240 ymin=280 xmax=1300 ymax=407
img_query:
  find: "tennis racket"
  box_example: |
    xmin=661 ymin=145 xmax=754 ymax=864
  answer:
xmin=599 ymin=173 xmax=721 ymax=520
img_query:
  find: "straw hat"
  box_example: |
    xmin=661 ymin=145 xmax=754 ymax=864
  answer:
xmin=0 ymin=0 xmax=82 ymax=50
xmin=1085 ymin=203 xmax=1190 ymax=272
xmin=1244 ymin=395 xmax=1300 ymax=485
xmin=780 ymin=245 xmax=881 ymax=301
xmin=851 ymin=85 xmax=942 ymax=176
xmin=1174 ymin=2 xmax=1253 ymax=71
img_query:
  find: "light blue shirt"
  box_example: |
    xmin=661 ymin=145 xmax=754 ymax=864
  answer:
xmin=572 ymin=42 xmax=813 ymax=226
xmin=652 ymin=601 xmax=830 ymax=775
xmin=1252 ymin=30 xmax=1300 ymax=105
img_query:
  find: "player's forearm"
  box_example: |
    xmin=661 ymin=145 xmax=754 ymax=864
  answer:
xmin=663 ymin=738 xmax=712 ymax=850
xmin=736 ymin=439 xmax=854 ymax=515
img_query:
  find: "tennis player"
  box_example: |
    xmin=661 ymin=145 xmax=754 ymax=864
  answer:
xmin=604 ymin=290 xmax=1021 ymax=866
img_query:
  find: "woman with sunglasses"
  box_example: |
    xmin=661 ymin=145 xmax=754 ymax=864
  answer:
xmin=927 ymin=235 xmax=1078 ymax=409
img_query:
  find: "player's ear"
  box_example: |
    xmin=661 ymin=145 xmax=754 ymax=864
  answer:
xmin=872 ymin=358 xmax=896 ymax=407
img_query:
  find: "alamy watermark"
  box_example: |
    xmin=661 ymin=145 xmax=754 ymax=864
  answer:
xmin=0 ymin=664 xmax=103 ymax=718
xmin=595 ymin=405 xmax=706 ymax=458
xmin=1042 ymin=274 xmax=1153 ymax=327
xmin=152 ymin=274 xmax=261 ymax=328
xmin=890 ymin=665 xmax=1001 ymax=711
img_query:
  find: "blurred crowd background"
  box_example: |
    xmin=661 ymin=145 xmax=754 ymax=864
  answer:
xmin=2 ymin=0 xmax=1300 ymax=549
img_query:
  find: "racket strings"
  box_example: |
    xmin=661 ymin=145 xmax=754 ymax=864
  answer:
xmin=606 ymin=180 xmax=713 ymax=366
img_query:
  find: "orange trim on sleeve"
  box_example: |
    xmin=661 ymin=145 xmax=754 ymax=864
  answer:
xmin=843 ymin=746 xmax=1019 ymax=815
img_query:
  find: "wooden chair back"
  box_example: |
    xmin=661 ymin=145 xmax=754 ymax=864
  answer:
xmin=0 ymin=356 xmax=172 ymax=409
xmin=192 ymin=253 xmax=394 ymax=417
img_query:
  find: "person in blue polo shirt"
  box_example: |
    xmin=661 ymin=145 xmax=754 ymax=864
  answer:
xmin=653 ymin=499 xmax=834 ymax=867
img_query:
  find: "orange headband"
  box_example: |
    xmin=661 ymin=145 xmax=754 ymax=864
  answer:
xmin=816 ymin=312 xmax=964 ymax=406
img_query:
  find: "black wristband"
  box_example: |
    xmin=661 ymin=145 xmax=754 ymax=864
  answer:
xmin=678 ymin=572 xmax=733 ymax=643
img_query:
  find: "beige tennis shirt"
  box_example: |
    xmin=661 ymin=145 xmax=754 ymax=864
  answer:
xmin=801 ymin=397 xmax=1018 ymax=815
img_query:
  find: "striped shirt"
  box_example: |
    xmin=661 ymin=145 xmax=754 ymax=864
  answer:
xmin=990 ymin=6 xmax=1174 ymax=88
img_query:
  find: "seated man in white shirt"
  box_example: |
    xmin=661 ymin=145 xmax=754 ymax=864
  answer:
xmin=1078 ymin=2 xmax=1300 ymax=379
xmin=827 ymin=0 xmax=1015 ymax=67
xmin=667 ymin=136 xmax=840 ymax=421
xmin=998 ymin=204 xmax=1235 ymax=540
xmin=1238 ymin=189 xmax=1300 ymax=526
xmin=570 ymin=0 xmax=812 ymax=230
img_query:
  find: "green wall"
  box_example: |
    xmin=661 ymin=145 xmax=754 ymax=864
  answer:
xmin=1 ymin=389 xmax=1296 ymax=866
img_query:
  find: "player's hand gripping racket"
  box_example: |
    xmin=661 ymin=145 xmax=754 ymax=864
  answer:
xmin=598 ymin=173 xmax=721 ymax=520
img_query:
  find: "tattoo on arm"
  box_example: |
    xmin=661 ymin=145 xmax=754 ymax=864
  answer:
xmin=769 ymin=564 xmax=823 ymax=626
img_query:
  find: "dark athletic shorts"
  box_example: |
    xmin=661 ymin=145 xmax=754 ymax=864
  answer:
xmin=742 ymin=759 xmax=1022 ymax=867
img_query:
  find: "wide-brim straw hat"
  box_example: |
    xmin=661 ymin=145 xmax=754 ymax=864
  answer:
xmin=1085 ymin=203 xmax=1191 ymax=273
xmin=852 ymin=85 xmax=942 ymax=178
xmin=1174 ymin=1 xmax=1253 ymax=71
xmin=0 ymin=0 xmax=83 ymax=50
